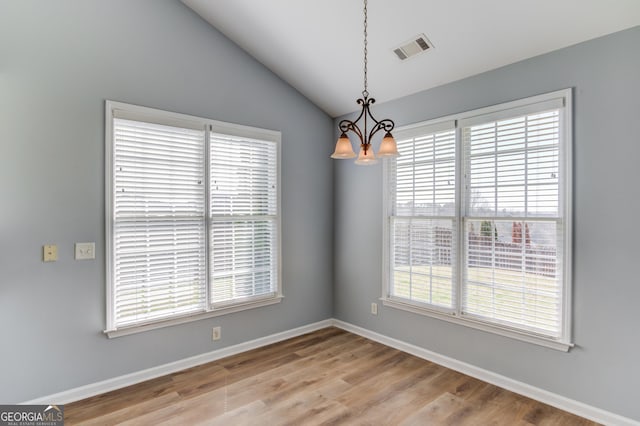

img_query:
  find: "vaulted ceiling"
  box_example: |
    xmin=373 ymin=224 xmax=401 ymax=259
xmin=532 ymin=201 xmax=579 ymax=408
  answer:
xmin=183 ymin=0 xmax=640 ymax=117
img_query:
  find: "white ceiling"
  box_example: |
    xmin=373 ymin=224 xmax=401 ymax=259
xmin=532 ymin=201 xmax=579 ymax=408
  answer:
xmin=183 ymin=0 xmax=640 ymax=118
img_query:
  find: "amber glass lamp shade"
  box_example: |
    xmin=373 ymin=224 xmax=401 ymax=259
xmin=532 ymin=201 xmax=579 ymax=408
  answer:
xmin=354 ymin=144 xmax=378 ymax=165
xmin=331 ymin=133 xmax=356 ymax=159
xmin=377 ymin=132 xmax=399 ymax=157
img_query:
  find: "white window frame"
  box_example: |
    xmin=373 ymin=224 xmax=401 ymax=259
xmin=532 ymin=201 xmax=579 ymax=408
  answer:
xmin=382 ymin=89 xmax=573 ymax=351
xmin=105 ymin=101 xmax=282 ymax=338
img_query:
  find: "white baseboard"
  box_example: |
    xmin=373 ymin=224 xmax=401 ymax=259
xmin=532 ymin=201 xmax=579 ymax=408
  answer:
xmin=22 ymin=317 xmax=638 ymax=425
xmin=22 ymin=319 xmax=332 ymax=405
xmin=331 ymin=319 xmax=639 ymax=426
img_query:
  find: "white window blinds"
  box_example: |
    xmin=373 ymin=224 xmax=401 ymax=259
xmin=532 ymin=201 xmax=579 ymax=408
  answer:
xmin=462 ymin=109 xmax=564 ymax=337
xmin=388 ymin=121 xmax=457 ymax=310
xmin=106 ymin=102 xmax=281 ymax=333
xmin=209 ymin=132 xmax=278 ymax=306
xmin=384 ymin=89 xmax=571 ymax=348
xmin=112 ymin=118 xmax=207 ymax=327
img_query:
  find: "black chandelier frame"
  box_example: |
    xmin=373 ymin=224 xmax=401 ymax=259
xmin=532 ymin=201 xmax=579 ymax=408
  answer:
xmin=338 ymin=93 xmax=395 ymax=155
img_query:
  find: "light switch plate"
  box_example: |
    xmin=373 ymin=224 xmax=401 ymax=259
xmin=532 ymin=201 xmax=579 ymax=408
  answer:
xmin=43 ymin=245 xmax=58 ymax=262
xmin=75 ymin=242 xmax=95 ymax=260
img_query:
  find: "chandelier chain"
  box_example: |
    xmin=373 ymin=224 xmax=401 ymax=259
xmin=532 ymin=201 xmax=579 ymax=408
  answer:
xmin=362 ymin=0 xmax=368 ymax=98
xmin=332 ymin=0 xmax=397 ymax=163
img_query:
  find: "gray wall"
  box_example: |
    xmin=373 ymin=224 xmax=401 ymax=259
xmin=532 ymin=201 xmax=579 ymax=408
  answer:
xmin=0 ymin=0 xmax=333 ymax=403
xmin=334 ymin=26 xmax=640 ymax=421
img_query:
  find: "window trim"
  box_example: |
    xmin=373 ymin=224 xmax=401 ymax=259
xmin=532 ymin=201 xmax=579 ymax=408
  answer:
xmin=104 ymin=100 xmax=282 ymax=338
xmin=382 ymin=89 xmax=573 ymax=351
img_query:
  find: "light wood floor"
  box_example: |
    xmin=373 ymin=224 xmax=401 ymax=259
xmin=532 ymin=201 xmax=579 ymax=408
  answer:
xmin=65 ymin=327 xmax=597 ymax=425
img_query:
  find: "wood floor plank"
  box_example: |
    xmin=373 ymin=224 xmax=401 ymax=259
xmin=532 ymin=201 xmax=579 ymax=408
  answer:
xmin=200 ymin=400 xmax=269 ymax=426
xmin=64 ymin=327 xmax=600 ymax=425
xmin=400 ymin=392 xmax=467 ymax=426
xmin=147 ymin=387 xmax=241 ymax=426
xmin=172 ymin=365 xmax=230 ymax=399
xmin=336 ymin=355 xmax=440 ymax=412
xmin=260 ymin=378 xmax=352 ymax=424
xmin=77 ymin=393 xmax=182 ymax=426
xmin=63 ymin=375 xmax=176 ymax=424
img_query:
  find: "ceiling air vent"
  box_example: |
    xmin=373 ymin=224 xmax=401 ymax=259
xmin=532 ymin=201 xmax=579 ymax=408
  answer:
xmin=393 ymin=34 xmax=434 ymax=61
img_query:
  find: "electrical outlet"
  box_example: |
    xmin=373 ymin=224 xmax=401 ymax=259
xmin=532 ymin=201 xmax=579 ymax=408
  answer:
xmin=371 ymin=302 xmax=378 ymax=315
xmin=212 ymin=326 xmax=221 ymax=341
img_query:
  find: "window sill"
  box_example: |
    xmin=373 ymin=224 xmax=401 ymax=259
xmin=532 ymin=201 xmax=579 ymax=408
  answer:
xmin=105 ymin=296 xmax=283 ymax=338
xmin=381 ymin=298 xmax=573 ymax=352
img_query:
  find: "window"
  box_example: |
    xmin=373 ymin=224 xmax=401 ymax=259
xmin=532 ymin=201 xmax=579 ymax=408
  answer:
xmin=383 ymin=89 xmax=572 ymax=350
xmin=105 ymin=101 xmax=281 ymax=336
xmin=387 ymin=121 xmax=458 ymax=311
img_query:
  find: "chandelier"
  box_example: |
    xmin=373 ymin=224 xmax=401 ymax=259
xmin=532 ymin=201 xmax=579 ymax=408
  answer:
xmin=331 ymin=0 xmax=399 ymax=165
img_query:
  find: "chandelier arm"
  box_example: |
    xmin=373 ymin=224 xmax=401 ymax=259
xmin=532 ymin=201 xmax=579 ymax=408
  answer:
xmin=367 ymin=120 xmax=394 ymax=144
xmin=372 ymin=118 xmax=395 ymax=134
xmin=363 ymin=96 xmax=394 ymax=142
xmin=352 ymin=98 xmax=368 ymax=126
xmin=338 ymin=119 xmax=364 ymax=145
xmin=362 ymin=97 xmax=380 ymax=126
